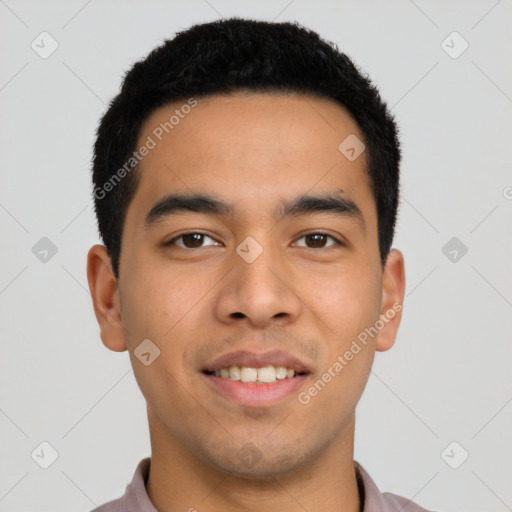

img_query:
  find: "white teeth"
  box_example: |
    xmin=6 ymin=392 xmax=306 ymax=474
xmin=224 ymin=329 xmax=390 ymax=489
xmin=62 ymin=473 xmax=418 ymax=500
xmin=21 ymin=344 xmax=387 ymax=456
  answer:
xmin=240 ymin=367 xmax=258 ymax=383
xmin=276 ymin=366 xmax=288 ymax=380
xmin=257 ymin=366 xmax=276 ymax=383
xmin=229 ymin=365 xmax=241 ymax=381
xmin=212 ymin=365 xmax=300 ymax=383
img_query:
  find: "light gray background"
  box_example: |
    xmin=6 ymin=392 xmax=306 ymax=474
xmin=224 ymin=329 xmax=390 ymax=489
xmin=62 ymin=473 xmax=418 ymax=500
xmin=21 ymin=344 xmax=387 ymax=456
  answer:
xmin=1 ymin=1 xmax=511 ymax=511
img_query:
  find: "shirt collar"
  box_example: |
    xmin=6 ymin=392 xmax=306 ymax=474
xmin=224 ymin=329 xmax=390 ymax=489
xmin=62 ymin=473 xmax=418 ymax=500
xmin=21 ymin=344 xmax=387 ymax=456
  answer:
xmin=121 ymin=457 xmax=422 ymax=512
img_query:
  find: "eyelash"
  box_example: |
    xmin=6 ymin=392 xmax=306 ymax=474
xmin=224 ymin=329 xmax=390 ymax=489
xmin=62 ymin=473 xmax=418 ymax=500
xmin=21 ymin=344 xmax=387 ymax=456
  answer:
xmin=165 ymin=232 xmax=344 ymax=249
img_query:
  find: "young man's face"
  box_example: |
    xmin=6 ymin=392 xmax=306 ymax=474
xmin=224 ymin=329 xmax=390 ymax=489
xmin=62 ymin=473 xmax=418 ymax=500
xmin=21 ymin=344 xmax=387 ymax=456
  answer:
xmin=88 ymin=92 xmax=405 ymax=478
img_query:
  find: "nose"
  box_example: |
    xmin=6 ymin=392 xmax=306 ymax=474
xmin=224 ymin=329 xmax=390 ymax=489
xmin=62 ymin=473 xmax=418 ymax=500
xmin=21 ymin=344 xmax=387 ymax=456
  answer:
xmin=213 ymin=241 xmax=302 ymax=329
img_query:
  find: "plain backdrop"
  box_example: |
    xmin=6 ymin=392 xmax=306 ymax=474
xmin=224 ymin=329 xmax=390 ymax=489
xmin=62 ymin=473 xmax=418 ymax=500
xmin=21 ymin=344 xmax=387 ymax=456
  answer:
xmin=0 ymin=1 xmax=511 ymax=511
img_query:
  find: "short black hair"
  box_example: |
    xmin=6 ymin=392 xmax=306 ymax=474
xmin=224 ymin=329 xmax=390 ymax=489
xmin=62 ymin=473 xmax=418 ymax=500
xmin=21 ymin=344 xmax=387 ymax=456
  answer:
xmin=92 ymin=17 xmax=401 ymax=279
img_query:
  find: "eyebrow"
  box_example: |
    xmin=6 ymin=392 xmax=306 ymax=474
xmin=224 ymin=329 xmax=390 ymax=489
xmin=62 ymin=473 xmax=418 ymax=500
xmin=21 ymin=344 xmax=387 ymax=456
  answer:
xmin=144 ymin=191 xmax=365 ymax=230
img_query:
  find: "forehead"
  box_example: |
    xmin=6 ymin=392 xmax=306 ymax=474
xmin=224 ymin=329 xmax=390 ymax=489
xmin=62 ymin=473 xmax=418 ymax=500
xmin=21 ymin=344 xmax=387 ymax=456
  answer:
xmin=125 ymin=91 xmax=374 ymax=228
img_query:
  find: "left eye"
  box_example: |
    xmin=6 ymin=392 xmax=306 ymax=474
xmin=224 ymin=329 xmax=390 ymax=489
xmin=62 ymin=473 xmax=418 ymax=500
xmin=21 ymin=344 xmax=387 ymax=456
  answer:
xmin=294 ymin=233 xmax=341 ymax=249
xmin=166 ymin=233 xmax=220 ymax=249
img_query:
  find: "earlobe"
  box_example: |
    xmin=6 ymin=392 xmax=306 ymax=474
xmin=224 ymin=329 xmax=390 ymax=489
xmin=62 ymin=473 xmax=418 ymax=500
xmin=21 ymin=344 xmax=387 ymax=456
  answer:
xmin=86 ymin=244 xmax=128 ymax=352
xmin=375 ymin=248 xmax=406 ymax=352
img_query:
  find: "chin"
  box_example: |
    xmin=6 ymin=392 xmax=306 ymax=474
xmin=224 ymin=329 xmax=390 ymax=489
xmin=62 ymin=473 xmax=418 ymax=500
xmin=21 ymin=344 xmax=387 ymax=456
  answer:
xmin=200 ymin=440 xmax=315 ymax=480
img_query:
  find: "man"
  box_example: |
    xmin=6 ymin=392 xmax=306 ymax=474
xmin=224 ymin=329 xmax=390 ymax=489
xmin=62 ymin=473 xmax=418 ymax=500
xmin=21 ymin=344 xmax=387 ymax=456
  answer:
xmin=87 ymin=17 xmax=431 ymax=511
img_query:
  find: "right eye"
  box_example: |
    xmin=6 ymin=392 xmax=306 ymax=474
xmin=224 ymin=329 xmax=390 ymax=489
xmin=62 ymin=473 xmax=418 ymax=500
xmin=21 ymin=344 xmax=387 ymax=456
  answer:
xmin=165 ymin=232 xmax=221 ymax=249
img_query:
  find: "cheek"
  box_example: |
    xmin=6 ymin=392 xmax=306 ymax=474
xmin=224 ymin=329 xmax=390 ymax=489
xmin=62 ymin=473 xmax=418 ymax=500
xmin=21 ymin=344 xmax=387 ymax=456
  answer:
xmin=298 ymin=268 xmax=379 ymax=418
xmin=121 ymin=257 xmax=216 ymax=342
xmin=296 ymin=261 xmax=381 ymax=343
xmin=301 ymin=347 xmax=375 ymax=433
xmin=120 ymin=267 xmax=202 ymax=421
xmin=119 ymin=260 xmax=219 ymax=398
xmin=302 ymin=263 xmax=379 ymax=414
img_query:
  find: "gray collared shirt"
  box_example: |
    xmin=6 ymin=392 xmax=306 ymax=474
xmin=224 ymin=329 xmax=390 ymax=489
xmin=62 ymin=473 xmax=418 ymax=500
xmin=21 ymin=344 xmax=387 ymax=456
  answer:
xmin=91 ymin=458 xmax=433 ymax=512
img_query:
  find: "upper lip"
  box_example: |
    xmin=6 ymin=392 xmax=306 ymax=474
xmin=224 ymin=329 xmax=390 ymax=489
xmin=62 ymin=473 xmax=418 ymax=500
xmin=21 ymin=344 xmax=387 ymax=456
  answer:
xmin=203 ymin=349 xmax=312 ymax=374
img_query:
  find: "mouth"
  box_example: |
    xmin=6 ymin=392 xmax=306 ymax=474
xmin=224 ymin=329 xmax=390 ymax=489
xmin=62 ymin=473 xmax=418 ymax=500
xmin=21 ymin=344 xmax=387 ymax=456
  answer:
xmin=203 ymin=365 xmax=307 ymax=383
xmin=201 ymin=350 xmax=312 ymax=407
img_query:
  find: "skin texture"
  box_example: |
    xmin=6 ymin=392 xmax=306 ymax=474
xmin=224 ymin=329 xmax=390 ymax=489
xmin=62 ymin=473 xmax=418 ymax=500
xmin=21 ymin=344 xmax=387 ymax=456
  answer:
xmin=87 ymin=91 xmax=405 ymax=512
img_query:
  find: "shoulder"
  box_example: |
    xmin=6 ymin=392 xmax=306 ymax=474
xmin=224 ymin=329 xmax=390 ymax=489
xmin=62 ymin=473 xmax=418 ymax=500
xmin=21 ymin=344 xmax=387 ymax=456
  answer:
xmin=89 ymin=496 xmax=125 ymax=512
xmin=89 ymin=457 xmax=153 ymax=512
xmin=381 ymin=490 xmax=436 ymax=511
xmin=354 ymin=460 xmax=437 ymax=512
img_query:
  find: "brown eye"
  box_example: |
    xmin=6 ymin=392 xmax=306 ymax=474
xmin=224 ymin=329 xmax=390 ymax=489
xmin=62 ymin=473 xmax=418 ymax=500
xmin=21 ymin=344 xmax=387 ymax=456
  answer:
xmin=167 ymin=233 xmax=220 ymax=249
xmin=294 ymin=233 xmax=340 ymax=249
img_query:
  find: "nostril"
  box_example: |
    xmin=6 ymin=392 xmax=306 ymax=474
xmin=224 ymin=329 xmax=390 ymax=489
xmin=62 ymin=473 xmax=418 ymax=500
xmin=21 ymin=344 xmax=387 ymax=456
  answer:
xmin=231 ymin=312 xmax=245 ymax=318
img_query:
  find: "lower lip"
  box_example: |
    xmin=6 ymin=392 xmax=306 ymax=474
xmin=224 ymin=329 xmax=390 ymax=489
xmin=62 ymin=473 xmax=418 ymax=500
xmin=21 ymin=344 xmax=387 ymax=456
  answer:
xmin=202 ymin=373 xmax=308 ymax=407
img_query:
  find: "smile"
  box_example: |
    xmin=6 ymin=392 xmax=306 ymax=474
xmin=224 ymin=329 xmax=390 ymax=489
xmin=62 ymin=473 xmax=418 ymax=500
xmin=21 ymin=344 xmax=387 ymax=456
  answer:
xmin=202 ymin=371 xmax=309 ymax=407
xmin=201 ymin=350 xmax=312 ymax=407
xmin=205 ymin=365 xmax=303 ymax=383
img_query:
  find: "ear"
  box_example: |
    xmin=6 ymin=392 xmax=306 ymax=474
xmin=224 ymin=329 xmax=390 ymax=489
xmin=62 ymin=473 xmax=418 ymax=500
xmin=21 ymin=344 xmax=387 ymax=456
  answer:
xmin=86 ymin=244 xmax=127 ymax=352
xmin=375 ymin=248 xmax=405 ymax=352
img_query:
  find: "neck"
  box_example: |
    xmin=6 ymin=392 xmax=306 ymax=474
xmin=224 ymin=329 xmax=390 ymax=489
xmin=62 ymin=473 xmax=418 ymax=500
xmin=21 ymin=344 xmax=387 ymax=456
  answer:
xmin=146 ymin=409 xmax=361 ymax=512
